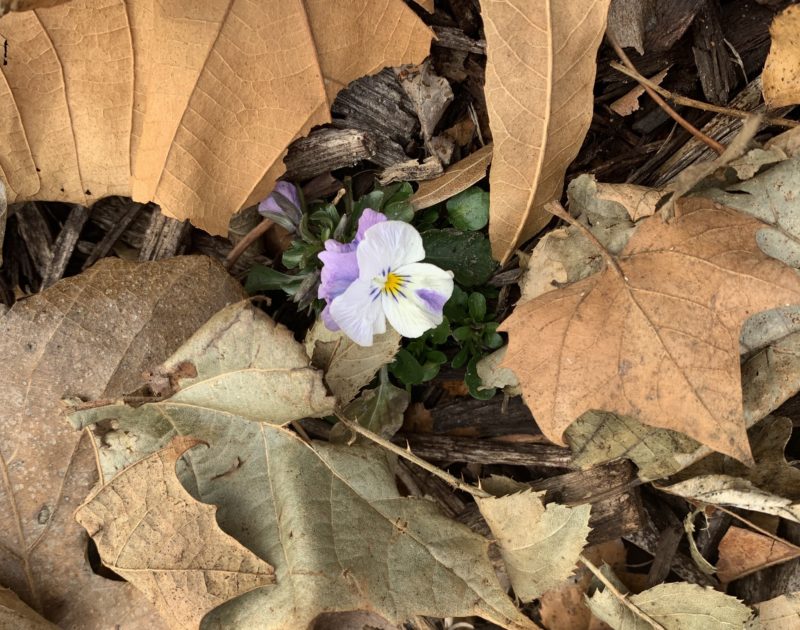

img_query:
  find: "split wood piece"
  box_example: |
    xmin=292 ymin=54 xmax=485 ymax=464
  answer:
xmin=285 ymin=128 xmax=377 ymax=181
xmin=14 ymin=202 xmax=53 ymax=278
xmin=82 ymin=201 xmax=148 ymax=270
xmin=732 ymin=520 xmax=800 ymax=603
xmin=645 ymin=520 xmax=684 ymax=588
xmin=138 ymin=211 xmax=191 ymax=261
xmin=41 ymin=204 xmax=90 ymax=289
xmin=378 ymin=156 xmax=443 ymax=185
xmin=89 ymin=198 xmax=152 ymax=249
xmin=692 ymin=0 xmax=736 ymax=105
xmin=431 ymin=25 xmax=486 ymax=54
xmin=393 ymin=433 xmax=572 ymax=468
xmin=426 ymin=390 xmax=537 ymax=438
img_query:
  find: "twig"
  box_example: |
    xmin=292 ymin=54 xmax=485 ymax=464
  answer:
xmin=579 ymin=555 xmax=667 ymax=630
xmin=224 ymin=217 xmax=274 ymax=270
xmin=334 ymin=409 xmax=491 ymax=498
xmin=545 ymin=201 xmax=626 ymax=282
xmin=607 ymin=32 xmax=726 ymax=155
xmin=609 ymin=61 xmax=799 ymax=129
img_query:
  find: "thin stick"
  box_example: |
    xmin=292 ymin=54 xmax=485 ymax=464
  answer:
xmin=334 ymin=409 xmax=491 ymax=498
xmin=224 ymin=217 xmax=273 ymax=270
xmin=607 ymin=33 xmax=726 ymax=155
xmin=579 ymin=555 xmax=667 ymax=630
xmin=610 ymin=61 xmax=799 ymax=129
xmin=545 ymin=201 xmax=626 ymax=282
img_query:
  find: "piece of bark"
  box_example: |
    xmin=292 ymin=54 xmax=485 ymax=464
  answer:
xmin=646 ymin=520 xmax=685 ymax=587
xmin=89 ymin=198 xmax=152 ymax=249
xmin=692 ymin=0 xmax=736 ymax=104
xmin=445 ymin=0 xmax=482 ymax=35
xmin=393 ymin=433 xmax=573 ymax=468
xmin=644 ymin=0 xmax=704 ymax=52
xmin=378 ymin=156 xmax=443 ymax=185
xmin=82 ymin=201 xmax=147 ymax=270
xmin=138 ymin=211 xmax=191 ymax=261
xmin=426 ymin=392 xmax=536 ymax=437
xmin=285 ymin=128 xmax=377 ymax=181
xmin=14 ymin=203 xmax=53 ymax=278
xmin=431 ymin=25 xmax=486 ymax=54
xmin=608 ymin=0 xmax=650 ymax=55
xmin=41 ymin=204 xmax=90 ymax=288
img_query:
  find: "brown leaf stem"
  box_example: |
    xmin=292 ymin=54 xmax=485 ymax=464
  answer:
xmin=606 ymin=33 xmax=726 ymax=155
xmin=609 ymin=61 xmax=799 ymax=129
xmin=224 ymin=217 xmax=273 ymax=270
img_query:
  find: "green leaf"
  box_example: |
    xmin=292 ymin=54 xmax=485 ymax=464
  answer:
xmin=444 ymin=286 xmax=469 ymax=322
xmin=452 ymin=346 xmax=469 ymax=369
xmin=427 ymin=317 xmax=451 ymax=345
xmin=484 ymin=331 xmax=504 ymax=349
xmin=422 ymin=229 xmax=497 ymax=287
xmin=245 ymin=265 xmax=303 ymax=293
xmin=334 ymin=379 xmax=410 ymax=439
xmin=383 ymin=200 xmax=414 ymax=222
xmin=390 ymin=348 xmax=426 ymax=385
xmin=425 ymin=350 xmax=448 ymax=365
xmin=468 ymin=292 xmax=487 ymax=322
xmin=446 ymin=187 xmax=489 ymax=231
xmin=453 ymin=325 xmax=472 ymax=342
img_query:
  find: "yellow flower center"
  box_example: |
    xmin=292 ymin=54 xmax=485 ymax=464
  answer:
xmin=381 ymin=271 xmax=407 ymax=298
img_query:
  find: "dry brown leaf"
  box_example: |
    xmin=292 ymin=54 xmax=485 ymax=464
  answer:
xmin=411 ymin=143 xmax=493 ymax=210
xmin=76 ymin=436 xmax=275 ymax=630
xmin=482 ymin=0 xmax=611 ymax=263
xmin=0 ymin=588 xmax=58 ymax=630
xmin=501 ymin=200 xmax=800 ymax=463
xmin=0 ymin=1 xmax=431 ymax=235
xmin=0 ymin=0 xmax=66 ymax=13
xmin=0 ymin=256 xmax=243 ymax=628
xmin=412 ymin=0 xmax=434 ymax=13
xmin=716 ymin=526 xmax=800 ymax=585
xmin=762 ymin=4 xmax=800 ymax=108
xmin=752 ymin=592 xmax=800 ymax=628
xmin=610 ymin=68 xmax=669 ymax=117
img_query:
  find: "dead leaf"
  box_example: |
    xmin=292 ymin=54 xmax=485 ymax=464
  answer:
xmin=412 ymin=0 xmax=434 ymax=13
xmin=0 ymin=1 xmax=431 ymax=235
xmin=716 ymin=526 xmax=800 ymax=585
xmin=76 ymin=437 xmax=275 ymax=630
xmin=482 ymin=0 xmax=611 ymax=263
xmin=762 ymin=4 xmax=800 ymax=108
xmin=0 ymin=256 xmax=243 ymax=628
xmin=0 ymin=0 xmax=66 ymax=12
xmin=476 ymin=346 xmax=521 ymax=396
xmin=397 ymin=61 xmax=453 ymax=147
xmin=411 ymin=144 xmax=493 ymax=210
xmin=333 ymin=377 xmax=410 ymax=440
xmin=0 ymin=180 xmax=6 ymax=265
xmin=502 ymin=200 xmax=800 ymax=463
xmin=0 ymin=588 xmax=58 ymax=630
xmin=609 ymin=68 xmax=669 ymax=117
xmin=305 ymin=320 xmax=401 ymax=405
xmin=476 ymin=477 xmax=591 ymax=602
xmin=752 ymin=592 xmax=800 ymax=628
xmin=683 ymin=510 xmax=717 ymax=576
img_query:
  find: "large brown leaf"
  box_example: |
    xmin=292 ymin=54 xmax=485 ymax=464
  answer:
xmin=0 ymin=256 xmax=243 ymax=628
xmin=0 ymin=1 xmax=431 ymax=235
xmin=481 ymin=0 xmax=611 ymax=263
xmin=501 ymin=200 xmax=800 ymax=463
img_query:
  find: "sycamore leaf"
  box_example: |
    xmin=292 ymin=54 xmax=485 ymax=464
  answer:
xmin=587 ymin=570 xmax=753 ymax=630
xmin=752 ymin=592 xmax=800 ymax=629
xmin=305 ymin=320 xmax=401 ymax=405
xmin=482 ymin=0 xmax=611 ymax=263
xmin=716 ymin=526 xmax=800 ymax=585
xmin=0 ymin=1 xmax=431 ymax=235
xmin=411 ymin=144 xmax=493 ymax=210
xmin=0 ymin=588 xmax=58 ymax=630
xmin=76 ymin=437 xmax=275 ymax=630
xmin=0 ymin=256 xmax=243 ymax=629
xmin=71 ymin=417 xmax=535 ymax=627
xmin=762 ymin=4 xmax=800 ymax=108
xmin=501 ymin=200 xmax=800 ymax=463
xmin=476 ymin=477 xmax=591 ymax=602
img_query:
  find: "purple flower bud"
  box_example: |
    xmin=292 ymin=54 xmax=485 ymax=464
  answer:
xmin=258 ymin=181 xmax=302 ymax=231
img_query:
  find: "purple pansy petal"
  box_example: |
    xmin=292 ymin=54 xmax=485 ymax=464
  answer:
xmin=321 ymin=304 xmax=340 ymax=332
xmin=355 ymin=208 xmax=388 ymax=241
xmin=258 ymin=181 xmax=300 ymax=216
xmin=416 ymin=289 xmax=448 ymax=315
xmin=318 ymin=248 xmax=359 ymax=301
xmin=322 ymin=238 xmax=357 ymax=255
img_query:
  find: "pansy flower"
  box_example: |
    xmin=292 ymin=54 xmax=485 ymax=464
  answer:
xmin=258 ymin=181 xmax=302 ymax=232
xmin=328 ymin=220 xmax=454 ymax=346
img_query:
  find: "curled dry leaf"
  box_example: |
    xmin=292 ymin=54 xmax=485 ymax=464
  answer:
xmin=482 ymin=0 xmax=611 ymax=263
xmin=76 ymin=436 xmax=275 ymax=630
xmin=502 ymin=200 xmax=800 ymax=463
xmin=411 ymin=143 xmax=493 ymax=210
xmin=762 ymin=4 xmax=800 ymax=108
xmin=716 ymin=526 xmax=800 ymax=585
xmin=0 ymin=1 xmax=431 ymax=235
xmin=0 ymin=588 xmax=58 ymax=630
xmin=0 ymin=256 xmax=243 ymax=628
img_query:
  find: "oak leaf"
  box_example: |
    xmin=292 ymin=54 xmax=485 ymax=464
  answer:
xmin=501 ymin=200 xmax=800 ymax=463
xmin=0 ymin=256 xmax=244 ymax=628
xmin=481 ymin=0 xmax=611 ymax=262
xmin=75 ymin=437 xmax=275 ymax=630
xmin=0 ymin=1 xmax=431 ymax=235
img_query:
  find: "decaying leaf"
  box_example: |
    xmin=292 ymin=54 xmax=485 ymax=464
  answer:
xmin=0 ymin=0 xmax=67 ymax=12
xmin=71 ymin=403 xmax=534 ymax=626
xmin=476 ymin=476 xmax=591 ymax=602
xmin=502 ymin=200 xmax=800 ymax=463
xmin=482 ymin=0 xmax=611 ymax=262
xmin=0 ymin=1 xmax=431 ymax=235
xmin=411 ymin=144 xmax=493 ymax=210
xmin=716 ymin=526 xmax=800 ymax=585
xmin=333 ymin=377 xmax=410 ymax=440
xmin=476 ymin=345 xmax=522 ymax=396
xmin=76 ymin=437 xmax=275 ymax=630
xmin=762 ymin=4 xmax=800 ymax=108
xmin=0 ymin=256 xmax=243 ymax=628
xmin=0 ymin=588 xmax=58 ymax=630
xmin=305 ymin=320 xmax=401 ymax=405
xmin=751 ymin=592 xmax=800 ymax=628
xmin=609 ymin=68 xmax=669 ymax=117
xmin=587 ymin=569 xmax=753 ymax=629
xmin=684 ymin=510 xmax=717 ymax=576
xmin=0 ymin=180 xmax=6 ymax=265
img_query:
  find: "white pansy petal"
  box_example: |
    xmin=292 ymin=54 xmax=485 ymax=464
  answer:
xmin=329 ymin=278 xmax=385 ymax=346
xmin=398 ymin=262 xmax=455 ymax=300
xmin=383 ymin=290 xmax=442 ymax=338
xmin=357 ymin=221 xmax=426 ymax=279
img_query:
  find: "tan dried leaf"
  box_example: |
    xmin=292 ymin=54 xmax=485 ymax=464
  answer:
xmin=716 ymin=526 xmax=800 ymax=585
xmin=0 ymin=588 xmax=58 ymax=630
xmin=482 ymin=0 xmax=611 ymax=262
xmin=763 ymin=5 xmax=800 ymax=108
xmin=0 ymin=256 xmax=244 ymax=628
xmin=0 ymin=0 xmax=67 ymax=13
xmin=305 ymin=320 xmax=401 ymax=405
xmin=0 ymin=1 xmax=431 ymax=235
xmin=752 ymin=592 xmax=800 ymax=629
xmin=412 ymin=144 xmax=493 ymax=210
xmin=501 ymin=200 xmax=800 ymax=463
xmin=76 ymin=437 xmax=275 ymax=630
xmin=610 ymin=68 xmax=669 ymax=117
xmin=0 ymin=180 xmax=5 ymax=266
